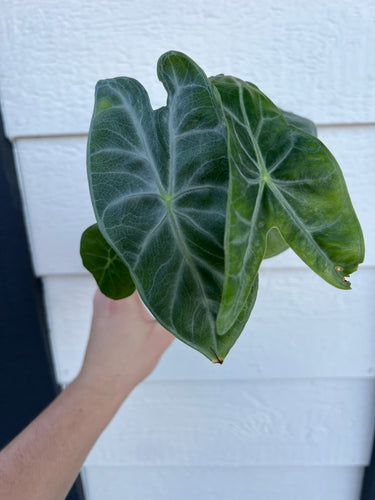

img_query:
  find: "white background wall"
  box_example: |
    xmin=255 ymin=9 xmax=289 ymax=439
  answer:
xmin=1 ymin=1 xmax=375 ymax=499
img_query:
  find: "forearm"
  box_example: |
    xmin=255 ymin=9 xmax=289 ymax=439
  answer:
xmin=0 ymin=375 xmax=130 ymax=500
xmin=0 ymin=290 xmax=173 ymax=500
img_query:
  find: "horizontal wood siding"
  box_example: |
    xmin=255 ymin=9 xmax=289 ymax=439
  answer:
xmin=81 ymin=380 xmax=375 ymax=467
xmin=43 ymin=271 xmax=375 ymax=384
xmin=12 ymin=125 xmax=375 ymax=275
xmin=83 ymin=466 xmax=365 ymax=500
xmin=1 ymin=1 xmax=375 ymax=137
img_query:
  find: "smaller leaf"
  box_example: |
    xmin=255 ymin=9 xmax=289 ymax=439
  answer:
xmin=211 ymin=75 xmax=365 ymax=335
xmin=80 ymin=224 xmax=135 ymax=299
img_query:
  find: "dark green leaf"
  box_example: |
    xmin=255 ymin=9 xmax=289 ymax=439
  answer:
xmin=211 ymin=75 xmax=365 ymax=334
xmin=80 ymin=224 xmax=135 ymax=299
xmin=86 ymin=51 xmax=257 ymax=361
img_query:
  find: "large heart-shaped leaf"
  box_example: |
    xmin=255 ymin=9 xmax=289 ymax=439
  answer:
xmin=211 ymin=75 xmax=365 ymax=334
xmin=87 ymin=52 xmax=257 ymax=361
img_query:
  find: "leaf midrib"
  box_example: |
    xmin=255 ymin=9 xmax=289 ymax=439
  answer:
xmin=167 ymin=209 xmax=218 ymax=347
xmin=237 ymin=81 xmax=268 ymax=179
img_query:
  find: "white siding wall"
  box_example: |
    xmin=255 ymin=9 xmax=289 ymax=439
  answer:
xmin=1 ymin=1 xmax=374 ymax=499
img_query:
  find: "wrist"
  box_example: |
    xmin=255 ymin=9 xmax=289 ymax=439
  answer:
xmin=74 ymin=368 xmax=134 ymax=406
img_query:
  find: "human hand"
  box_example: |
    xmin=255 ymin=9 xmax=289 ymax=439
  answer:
xmin=78 ymin=289 xmax=174 ymax=401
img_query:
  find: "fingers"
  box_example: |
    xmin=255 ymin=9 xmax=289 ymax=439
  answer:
xmin=93 ymin=288 xmax=144 ymax=317
xmin=92 ymin=288 xmax=175 ymax=347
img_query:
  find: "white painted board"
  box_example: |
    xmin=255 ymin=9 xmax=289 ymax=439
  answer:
xmin=83 ymin=466 xmax=364 ymax=500
xmin=14 ymin=125 xmax=375 ymax=276
xmin=0 ymin=0 xmax=374 ymax=138
xmin=84 ymin=379 xmax=375 ymax=466
xmin=43 ymin=269 xmax=375 ymax=384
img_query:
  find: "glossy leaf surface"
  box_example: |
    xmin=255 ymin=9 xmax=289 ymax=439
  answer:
xmin=80 ymin=224 xmax=135 ymax=299
xmin=87 ymin=52 xmax=257 ymax=361
xmin=264 ymin=109 xmax=317 ymax=259
xmin=211 ymin=75 xmax=365 ymax=334
xmin=215 ymin=82 xmax=317 ymax=263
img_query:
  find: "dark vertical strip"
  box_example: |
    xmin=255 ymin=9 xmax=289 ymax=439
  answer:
xmin=0 ymin=110 xmax=85 ymax=499
xmin=361 ymin=439 xmax=375 ymax=500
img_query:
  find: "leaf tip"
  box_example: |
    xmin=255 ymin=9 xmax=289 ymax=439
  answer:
xmin=210 ymin=349 xmax=224 ymax=364
xmin=334 ymin=266 xmax=352 ymax=289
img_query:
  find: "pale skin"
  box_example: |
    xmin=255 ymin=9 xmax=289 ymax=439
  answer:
xmin=0 ymin=289 xmax=174 ymax=500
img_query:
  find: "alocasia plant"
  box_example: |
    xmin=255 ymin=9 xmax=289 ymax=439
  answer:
xmin=80 ymin=51 xmax=364 ymax=363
